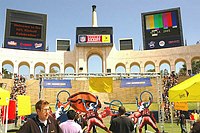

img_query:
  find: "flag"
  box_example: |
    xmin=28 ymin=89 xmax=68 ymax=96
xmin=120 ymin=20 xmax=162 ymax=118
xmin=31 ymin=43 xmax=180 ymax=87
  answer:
xmin=8 ymin=100 xmax=16 ymax=120
xmin=0 ymin=88 xmax=10 ymax=106
xmin=89 ymin=77 xmax=113 ymax=93
xmin=17 ymin=95 xmax=31 ymax=116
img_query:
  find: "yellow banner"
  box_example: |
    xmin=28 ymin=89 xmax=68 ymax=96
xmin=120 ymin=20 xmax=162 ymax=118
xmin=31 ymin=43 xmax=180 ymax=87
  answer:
xmin=0 ymin=88 xmax=10 ymax=106
xmin=17 ymin=95 xmax=31 ymax=116
xmin=102 ymin=35 xmax=110 ymax=43
xmin=174 ymin=102 xmax=188 ymax=111
xmin=89 ymin=77 xmax=113 ymax=93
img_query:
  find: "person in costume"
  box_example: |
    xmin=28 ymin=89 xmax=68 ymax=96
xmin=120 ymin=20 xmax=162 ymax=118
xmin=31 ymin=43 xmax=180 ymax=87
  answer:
xmin=82 ymin=96 xmax=110 ymax=133
xmin=129 ymin=95 xmax=160 ymax=133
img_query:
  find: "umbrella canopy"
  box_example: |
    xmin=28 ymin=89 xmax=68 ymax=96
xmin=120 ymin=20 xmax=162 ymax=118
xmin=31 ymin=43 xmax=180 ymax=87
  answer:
xmin=0 ymin=87 xmax=10 ymax=106
xmin=169 ymin=73 xmax=200 ymax=102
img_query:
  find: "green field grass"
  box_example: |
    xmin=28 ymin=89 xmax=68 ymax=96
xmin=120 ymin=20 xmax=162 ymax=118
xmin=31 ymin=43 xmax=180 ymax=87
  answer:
xmin=95 ymin=116 xmax=191 ymax=133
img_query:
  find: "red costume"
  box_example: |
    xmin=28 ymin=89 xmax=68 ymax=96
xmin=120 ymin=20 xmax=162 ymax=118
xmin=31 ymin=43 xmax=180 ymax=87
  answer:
xmin=129 ymin=97 xmax=160 ymax=133
xmin=82 ymin=96 xmax=110 ymax=133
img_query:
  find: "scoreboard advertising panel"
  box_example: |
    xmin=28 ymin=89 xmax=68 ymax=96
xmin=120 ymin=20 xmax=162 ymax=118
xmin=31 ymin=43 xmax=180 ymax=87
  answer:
xmin=4 ymin=9 xmax=47 ymax=51
xmin=142 ymin=8 xmax=184 ymax=50
xmin=76 ymin=27 xmax=113 ymax=46
xmin=78 ymin=35 xmax=111 ymax=43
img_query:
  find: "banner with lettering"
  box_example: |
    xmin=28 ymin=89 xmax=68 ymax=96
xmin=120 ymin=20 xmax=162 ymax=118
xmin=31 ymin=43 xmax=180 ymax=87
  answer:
xmin=174 ymin=102 xmax=188 ymax=111
xmin=120 ymin=78 xmax=152 ymax=88
xmin=43 ymin=79 xmax=72 ymax=88
xmin=5 ymin=38 xmax=45 ymax=51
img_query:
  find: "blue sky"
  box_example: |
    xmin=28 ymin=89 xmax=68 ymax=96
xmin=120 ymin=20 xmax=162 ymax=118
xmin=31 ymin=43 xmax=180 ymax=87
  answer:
xmin=1 ymin=0 xmax=199 ymax=75
xmin=1 ymin=0 xmax=200 ymax=51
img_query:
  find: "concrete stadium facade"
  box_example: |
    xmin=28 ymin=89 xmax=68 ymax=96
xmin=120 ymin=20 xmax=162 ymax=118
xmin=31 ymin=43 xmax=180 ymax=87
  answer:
xmin=0 ymin=44 xmax=200 ymax=77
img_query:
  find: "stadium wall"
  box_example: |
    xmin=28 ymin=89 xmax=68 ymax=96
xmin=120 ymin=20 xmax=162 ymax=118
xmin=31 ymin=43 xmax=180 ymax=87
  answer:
xmin=0 ymin=78 xmax=159 ymax=108
xmin=0 ymin=44 xmax=200 ymax=76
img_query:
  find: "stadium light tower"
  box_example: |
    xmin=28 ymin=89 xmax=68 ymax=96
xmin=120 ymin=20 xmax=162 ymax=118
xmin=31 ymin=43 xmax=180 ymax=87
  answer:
xmin=92 ymin=5 xmax=98 ymax=27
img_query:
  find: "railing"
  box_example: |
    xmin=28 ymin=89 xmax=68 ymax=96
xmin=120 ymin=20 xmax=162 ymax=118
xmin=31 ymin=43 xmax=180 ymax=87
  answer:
xmin=40 ymin=72 xmax=160 ymax=79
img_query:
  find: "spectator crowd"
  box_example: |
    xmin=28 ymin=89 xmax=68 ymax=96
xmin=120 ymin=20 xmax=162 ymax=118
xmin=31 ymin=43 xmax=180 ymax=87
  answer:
xmin=162 ymin=71 xmax=178 ymax=122
xmin=10 ymin=74 xmax=27 ymax=100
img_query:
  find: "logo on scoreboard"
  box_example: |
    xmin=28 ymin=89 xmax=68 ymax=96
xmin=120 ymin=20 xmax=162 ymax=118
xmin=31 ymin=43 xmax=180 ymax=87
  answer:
xmin=79 ymin=35 xmax=86 ymax=43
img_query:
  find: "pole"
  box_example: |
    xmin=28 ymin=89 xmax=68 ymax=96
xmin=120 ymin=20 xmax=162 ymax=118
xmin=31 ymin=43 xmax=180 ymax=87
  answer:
xmin=170 ymin=103 xmax=174 ymax=133
xmin=39 ymin=76 xmax=42 ymax=100
xmin=156 ymin=75 xmax=165 ymax=132
xmin=5 ymin=106 xmax=8 ymax=133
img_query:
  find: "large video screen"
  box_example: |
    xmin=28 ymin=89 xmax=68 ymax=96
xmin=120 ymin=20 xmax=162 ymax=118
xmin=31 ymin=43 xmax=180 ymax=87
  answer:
xmin=10 ymin=22 xmax=42 ymax=39
xmin=142 ymin=8 xmax=184 ymax=50
xmin=57 ymin=39 xmax=70 ymax=51
xmin=4 ymin=9 xmax=47 ymax=51
xmin=76 ymin=27 xmax=113 ymax=46
xmin=119 ymin=39 xmax=133 ymax=50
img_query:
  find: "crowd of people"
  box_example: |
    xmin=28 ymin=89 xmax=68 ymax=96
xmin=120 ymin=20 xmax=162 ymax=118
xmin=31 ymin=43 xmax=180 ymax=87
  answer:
xmin=176 ymin=110 xmax=200 ymax=133
xmin=17 ymin=99 xmax=135 ymax=133
xmin=161 ymin=72 xmax=200 ymax=133
xmin=10 ymin=74 xmax=27 ymax=100
xmin=16 ymin=100 xmax=200 ymax=133
xmin=162 ymin=71 xmax=178 ymax=122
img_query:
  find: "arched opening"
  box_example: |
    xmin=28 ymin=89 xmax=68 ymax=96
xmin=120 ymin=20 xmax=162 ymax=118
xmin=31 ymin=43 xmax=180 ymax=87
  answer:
xmin=175 ymin=59 xmax=186 ymax=75
xmin=49 ymin=63 xmax=60 ymax=73
xmin=2 ymin=60 xmax=14 ymax=79
xmin=115 ymin=63 xmax=126 ymax=73
xmin=34 ymin=62 xmax=45 ymax=78
xmin=191 ymin=56 xmax=200 ymax=74
xmin=88 ymin=54 xmax=102 ymax=73
xmin=144 ymin=61 xmax=155 ymax=72
xmin=130 ymin=62 xmax=140 ymax=73
xmin=19 ymin=62 xmax=30 ymax=78
xmin=65 ymin=66 xmax=75 ymax=73
xmin=160 ymin=61 xmax=170 ymax=76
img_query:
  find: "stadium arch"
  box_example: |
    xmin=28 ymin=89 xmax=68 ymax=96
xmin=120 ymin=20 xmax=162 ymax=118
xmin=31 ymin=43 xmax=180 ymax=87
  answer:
xmin=18 ymin=61 xmax=30 ymax=76
xmin=115 ymin=63 xmax=126 ymax=72
xmin=144 ymin=61 xmax=156 ymax=71
xmin=159 ymin=60 xmax=171 ymax=73
xmin=49 ymin=63 xmax=61 ymax=73
xmin=2 ymin=60 xmax=14 ymax=72
xmin=64 ymin=64 xmax=75 ymax=73
xmin=86 ymin=49 xmax=103 ymax=73
xmin=0 ymin=45 xmax=200 ymax=77
xmin=34 ymin=62 xmax=45 ymax=77
xmin=130 ymin=62 xmax=140 ymax=72
xmin=191 ymin=56 xmax=200 ymax=62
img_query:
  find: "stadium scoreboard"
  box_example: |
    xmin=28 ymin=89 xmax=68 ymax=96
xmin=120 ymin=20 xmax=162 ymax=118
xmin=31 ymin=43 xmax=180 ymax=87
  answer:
xmin=119 ymin=38 xmax=133 ymax=50
xmin=4 ymin=9 xmax=47 ymax=51
xmin=76 ymin=27 xmax=113 ymax=46
xmin=142 ymin=7 xmax=184 ymax=50
xmin=56 ymin=39 xmax=70 ymax=51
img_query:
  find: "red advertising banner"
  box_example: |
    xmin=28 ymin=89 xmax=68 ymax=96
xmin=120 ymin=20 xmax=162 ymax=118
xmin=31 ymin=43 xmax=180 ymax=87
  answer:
xmin=8 ymin=100 xmax=16 ymax=120
xmin=86 ymin=35 xmax=102 ymax=43
xmin=0 ymin=100 xmax=16 ymax=122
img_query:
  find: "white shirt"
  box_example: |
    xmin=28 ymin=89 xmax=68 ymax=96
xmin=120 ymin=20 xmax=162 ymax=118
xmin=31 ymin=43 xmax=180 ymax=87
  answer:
xmin=39 ymin=119 xmax=47 ymax=126
xmin=59 ymin=120 xmax=83 ymax=133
